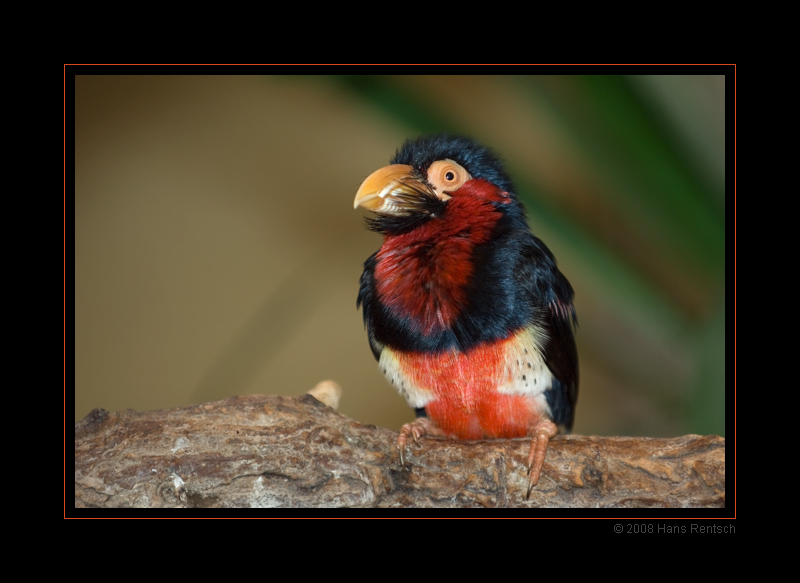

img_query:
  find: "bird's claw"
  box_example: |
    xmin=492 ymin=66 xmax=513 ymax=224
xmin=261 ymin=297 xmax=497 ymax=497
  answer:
xmin=396 ymin=417 xmax=439 ymax=468
xmin=525 ymin=419 xmax=558 ymax=499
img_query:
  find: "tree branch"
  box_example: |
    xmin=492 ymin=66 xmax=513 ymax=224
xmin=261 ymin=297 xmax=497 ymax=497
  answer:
xmin=74 ymin=383 xmax=725 ymax=508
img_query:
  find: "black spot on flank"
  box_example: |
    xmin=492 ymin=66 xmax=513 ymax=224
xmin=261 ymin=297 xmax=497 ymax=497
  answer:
xmin=522 ymin=375 xmax=526 ymax=381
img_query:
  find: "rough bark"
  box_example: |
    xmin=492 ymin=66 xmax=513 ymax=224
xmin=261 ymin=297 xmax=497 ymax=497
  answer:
xmin=74 ymin=385 xmax=725 ymax=509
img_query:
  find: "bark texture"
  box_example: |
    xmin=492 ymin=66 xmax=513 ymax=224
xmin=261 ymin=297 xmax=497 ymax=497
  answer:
xmin=74 ymin=387 xmax=725 ymax=509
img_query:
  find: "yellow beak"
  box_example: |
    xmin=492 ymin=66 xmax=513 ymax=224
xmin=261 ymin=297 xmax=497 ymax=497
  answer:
xmin=353 ymin=164 xmax=419 ymax=213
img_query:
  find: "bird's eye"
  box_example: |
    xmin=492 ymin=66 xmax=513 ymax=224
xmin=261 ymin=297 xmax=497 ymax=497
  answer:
xmin=427 ymin=159 xmax=470 ymax=199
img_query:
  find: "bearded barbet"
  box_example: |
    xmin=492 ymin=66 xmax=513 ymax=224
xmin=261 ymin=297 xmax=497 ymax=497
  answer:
xmin=354 ymin=134 xmax=578 ymax=496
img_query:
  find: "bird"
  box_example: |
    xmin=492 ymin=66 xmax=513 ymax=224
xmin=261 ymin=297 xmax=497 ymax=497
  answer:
xmin=354 ymin=134 xmax=578 ymax=496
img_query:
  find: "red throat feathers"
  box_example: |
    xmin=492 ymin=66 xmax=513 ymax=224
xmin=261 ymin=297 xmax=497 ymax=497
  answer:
xmin=374 ymin=180 xmax=506 ymax=336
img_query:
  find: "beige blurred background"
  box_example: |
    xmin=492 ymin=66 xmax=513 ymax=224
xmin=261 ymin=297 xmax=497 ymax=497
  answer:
xmin=73 ymin=74 xmax=727 ymax=438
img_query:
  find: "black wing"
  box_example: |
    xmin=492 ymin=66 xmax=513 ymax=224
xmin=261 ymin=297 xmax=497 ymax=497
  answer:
xmin=356 ymin=252 xmax=384 ymax=361
xmin=515 ymin=235 xmax=579 ymax=431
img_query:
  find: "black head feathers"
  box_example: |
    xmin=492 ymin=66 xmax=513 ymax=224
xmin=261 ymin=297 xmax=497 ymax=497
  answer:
xmin=391 ymin=134 xmax=514 ymax=196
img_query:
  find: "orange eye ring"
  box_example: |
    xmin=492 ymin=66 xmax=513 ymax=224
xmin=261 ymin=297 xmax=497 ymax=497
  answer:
xmin=427 ymin=159 xmax=470 ymax=198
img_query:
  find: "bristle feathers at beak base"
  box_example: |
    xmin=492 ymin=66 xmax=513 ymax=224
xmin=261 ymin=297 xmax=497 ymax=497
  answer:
xmin=354 ymin=164 xmax=418 ymax=213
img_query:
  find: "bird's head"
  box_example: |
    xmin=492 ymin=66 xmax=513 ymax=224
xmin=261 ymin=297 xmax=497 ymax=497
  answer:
xmin=354 ymin=134 xmax=524 ymax=235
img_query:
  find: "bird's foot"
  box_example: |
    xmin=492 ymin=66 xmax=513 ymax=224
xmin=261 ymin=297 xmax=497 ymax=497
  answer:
xmin=526 ymin=419 xmax=558 ymax=498
xmin=397 ymin=417 xmax=444 ymax=467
